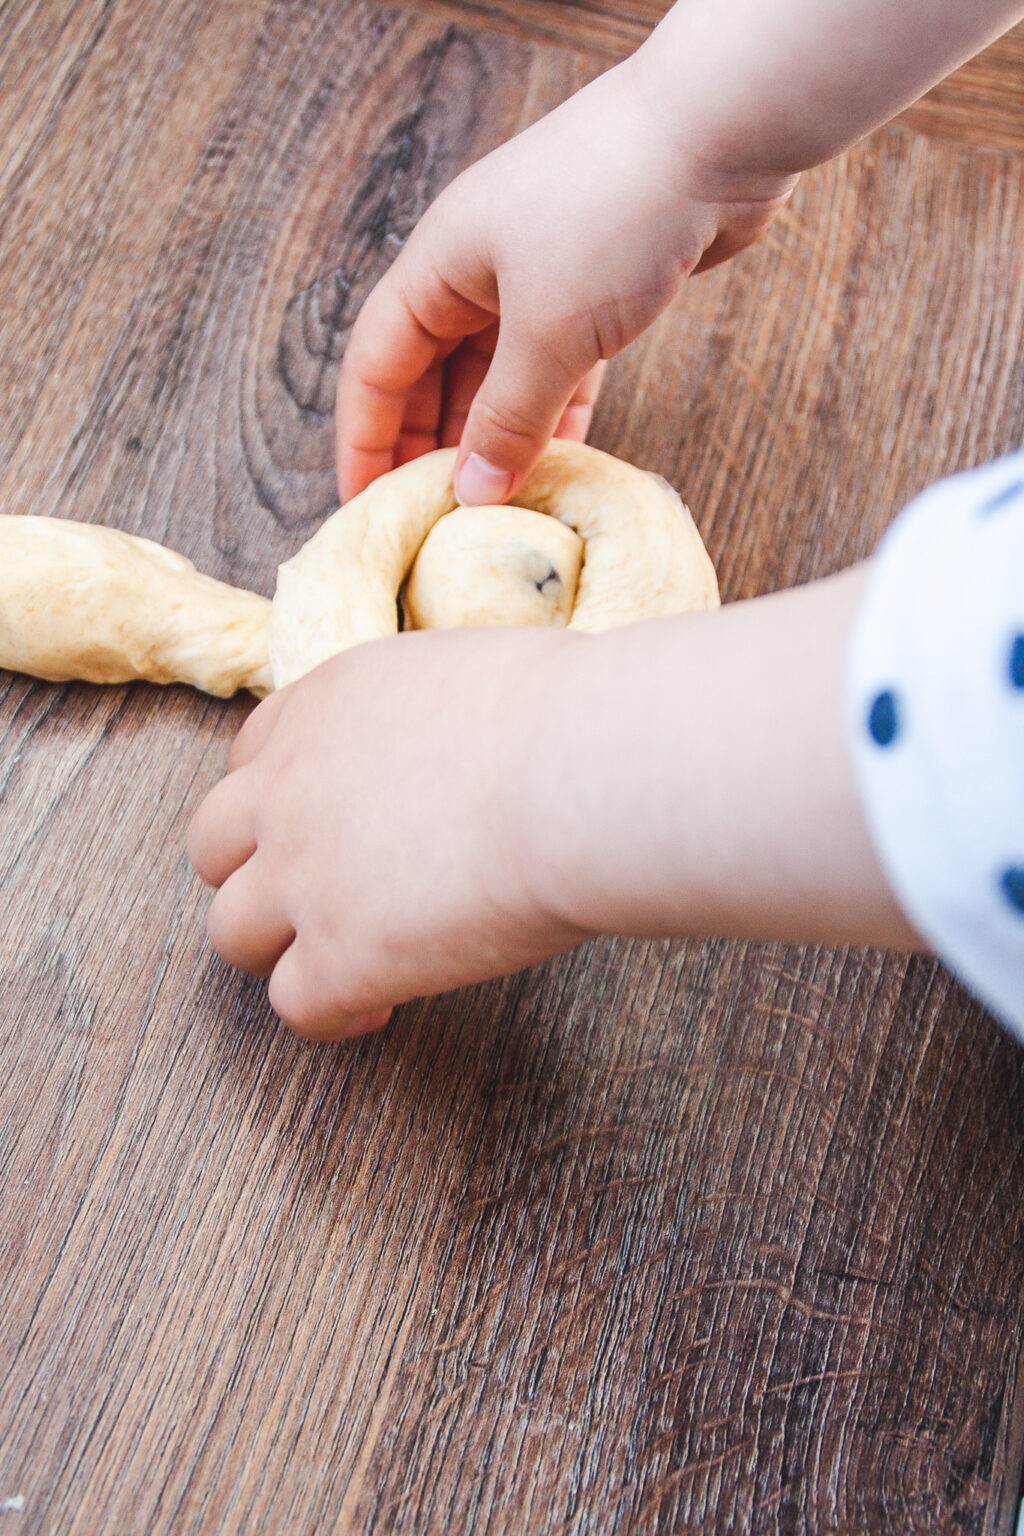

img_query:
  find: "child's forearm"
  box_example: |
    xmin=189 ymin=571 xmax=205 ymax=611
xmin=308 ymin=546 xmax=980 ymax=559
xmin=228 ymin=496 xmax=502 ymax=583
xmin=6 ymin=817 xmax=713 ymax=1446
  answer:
xmin=189 ymin=561 xmax=922 ymax=1040
xmin=634 ymin=0 xmax=1024 ymax=180
xmin=523 ymin=566 xmax=920 ymax=951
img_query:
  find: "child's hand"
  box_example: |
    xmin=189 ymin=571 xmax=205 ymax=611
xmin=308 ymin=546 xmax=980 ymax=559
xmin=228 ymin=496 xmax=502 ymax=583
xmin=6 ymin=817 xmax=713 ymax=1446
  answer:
xmin=188 ymin=573 xmax=918 ymax=1043
xmin=336 ymin=0 xmax=1023 ymax=507
xmin=187 ymin=627 xmax=592 ymax=1041
xmin=335 ymin=53 xmax=794 ymax=506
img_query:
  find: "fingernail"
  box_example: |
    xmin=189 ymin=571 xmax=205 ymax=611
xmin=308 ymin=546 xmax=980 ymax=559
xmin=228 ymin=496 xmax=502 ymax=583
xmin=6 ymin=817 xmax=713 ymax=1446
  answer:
xmin=454 ymin=453 xmax=513 ymax=507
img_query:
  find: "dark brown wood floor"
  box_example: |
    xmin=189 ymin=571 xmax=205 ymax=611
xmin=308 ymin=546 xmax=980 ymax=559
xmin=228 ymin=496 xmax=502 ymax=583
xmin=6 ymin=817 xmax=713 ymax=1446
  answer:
xmin=2 ymin=3 xmax=1024 ymax=1531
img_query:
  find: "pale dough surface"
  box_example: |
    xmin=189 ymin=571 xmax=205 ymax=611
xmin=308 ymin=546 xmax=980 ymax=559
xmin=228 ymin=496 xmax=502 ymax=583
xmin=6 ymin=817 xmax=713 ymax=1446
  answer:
xmin=403 ymin=506 xmax=585 ymax=631
xmin=269 ymin=441 xmax=719 ymax=686
xmin=0 ymin=441 xmax=719 ymax=698
xmin=0 ymin=515 xmax=272 ymax=697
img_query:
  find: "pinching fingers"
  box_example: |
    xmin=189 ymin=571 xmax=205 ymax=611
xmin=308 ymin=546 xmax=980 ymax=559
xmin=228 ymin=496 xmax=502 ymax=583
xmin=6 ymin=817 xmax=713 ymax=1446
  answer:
xmin=335 ymin=278 xmax=442 ymax=502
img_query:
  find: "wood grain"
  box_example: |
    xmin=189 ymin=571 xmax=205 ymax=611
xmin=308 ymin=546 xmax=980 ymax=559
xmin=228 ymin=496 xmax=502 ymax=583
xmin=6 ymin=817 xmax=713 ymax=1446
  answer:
xmin=899 ymin=26 xmax=1024 ymax=154
xmin=378 ymin=0 xmax=668 ymax=59
xmin=2 ymin=2 xmax=1024 ymax=1533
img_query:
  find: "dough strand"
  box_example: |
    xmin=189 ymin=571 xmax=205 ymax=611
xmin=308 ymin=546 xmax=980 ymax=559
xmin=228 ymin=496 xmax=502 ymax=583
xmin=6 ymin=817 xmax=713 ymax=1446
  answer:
xmin=0 ymin=514 xmax=272 ymax=698
xmin=0 ymin=442 xmax=719 ymax=699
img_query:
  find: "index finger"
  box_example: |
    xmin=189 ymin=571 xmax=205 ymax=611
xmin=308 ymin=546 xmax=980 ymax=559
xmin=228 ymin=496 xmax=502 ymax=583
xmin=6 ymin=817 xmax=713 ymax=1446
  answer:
xmin=335 ymin=257 xmax=494 ymax=502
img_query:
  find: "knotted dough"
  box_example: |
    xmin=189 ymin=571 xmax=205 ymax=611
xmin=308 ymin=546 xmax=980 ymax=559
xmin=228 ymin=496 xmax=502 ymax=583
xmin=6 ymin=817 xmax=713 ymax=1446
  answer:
xmin=0 ymin=441 xmax=719 ymax=699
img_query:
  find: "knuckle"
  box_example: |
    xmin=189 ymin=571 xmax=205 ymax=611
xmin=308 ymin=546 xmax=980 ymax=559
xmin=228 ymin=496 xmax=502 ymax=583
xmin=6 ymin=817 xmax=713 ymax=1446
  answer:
xmin=267 ymin=966 xmax=319 ymax=1039
xmin=268 ymin=949 xmax=382 ymax=1042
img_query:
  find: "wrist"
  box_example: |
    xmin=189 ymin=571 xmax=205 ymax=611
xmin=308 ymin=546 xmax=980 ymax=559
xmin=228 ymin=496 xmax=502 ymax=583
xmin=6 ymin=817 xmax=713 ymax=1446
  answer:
xmin=615 ymin=45 xmax=798 ymax=272
xmin=510 ymin=626 xmax=662 ymax=940
xmin=476 ymin=628 xmax=602 ymax=953
xmin=622 ymin=43 xmax=797 ymax=204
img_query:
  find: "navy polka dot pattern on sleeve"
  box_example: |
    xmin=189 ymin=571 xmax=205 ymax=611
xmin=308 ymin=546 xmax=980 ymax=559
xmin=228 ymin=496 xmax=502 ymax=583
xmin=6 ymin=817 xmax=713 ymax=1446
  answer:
xmin=980 ymin=479 xmax=1024 ymax=516
xmin=1009 ymin=634 xmax=1024 ymax=689
xmin=847 ymin=452 xmax=1024 ymax=1040
xmin=867 ymin=689 xmax=900 ymax=747
xmin=1000 ymin=867 xmax=1024 ymax=913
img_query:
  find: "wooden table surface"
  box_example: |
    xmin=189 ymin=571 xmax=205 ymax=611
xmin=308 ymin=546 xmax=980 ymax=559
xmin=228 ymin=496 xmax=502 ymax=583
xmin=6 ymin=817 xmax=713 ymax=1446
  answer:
xmin=2 ymin=3 xmax=1024 ymax=1532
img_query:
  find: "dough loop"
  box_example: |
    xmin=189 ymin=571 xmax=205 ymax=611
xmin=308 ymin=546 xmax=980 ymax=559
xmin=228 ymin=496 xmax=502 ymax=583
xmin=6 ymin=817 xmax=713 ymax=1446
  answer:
xmin=0 ymin=441 xmax=719 ymax=699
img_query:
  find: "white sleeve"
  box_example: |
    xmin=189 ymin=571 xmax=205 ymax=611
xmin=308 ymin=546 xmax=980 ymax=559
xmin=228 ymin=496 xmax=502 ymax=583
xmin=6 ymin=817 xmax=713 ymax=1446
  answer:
xmin=846 ymin=453 xmax=1024 ymax=1039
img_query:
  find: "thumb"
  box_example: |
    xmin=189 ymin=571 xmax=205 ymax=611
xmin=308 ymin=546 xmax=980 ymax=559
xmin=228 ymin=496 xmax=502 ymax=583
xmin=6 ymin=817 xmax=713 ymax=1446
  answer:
xmin=453 ymin=324 xmax=585 ymax=506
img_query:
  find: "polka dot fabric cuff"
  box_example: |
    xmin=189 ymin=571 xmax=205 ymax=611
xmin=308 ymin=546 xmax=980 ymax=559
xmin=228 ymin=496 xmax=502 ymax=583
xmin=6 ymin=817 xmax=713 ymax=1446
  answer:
xmin=847 ymin=453 xmax=1024 ymax=1039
